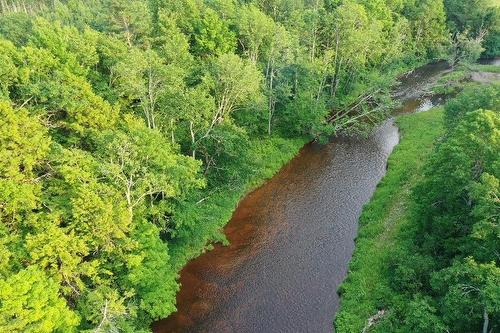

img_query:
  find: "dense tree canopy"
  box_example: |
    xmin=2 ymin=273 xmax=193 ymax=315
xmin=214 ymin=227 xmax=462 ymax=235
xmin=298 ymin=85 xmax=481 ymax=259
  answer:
xmin=444 ymin=0 xmax=500 ymax=58
xmin=0 ymin=0 xmax=495 ymax=331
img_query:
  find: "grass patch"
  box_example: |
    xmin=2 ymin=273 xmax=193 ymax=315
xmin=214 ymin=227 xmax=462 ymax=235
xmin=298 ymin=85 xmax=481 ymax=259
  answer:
xmin=432 ymin=63 xmax=500 ymax=94
xmin=335 ymin=108 xmax=445 ymax=332
xmin=432 ymin=70 xmax=471 ymax=94
xmin=169 ymin=136 xmax=308 ymax=269
xmin=469 ymin=64 xmax=500 ymax=73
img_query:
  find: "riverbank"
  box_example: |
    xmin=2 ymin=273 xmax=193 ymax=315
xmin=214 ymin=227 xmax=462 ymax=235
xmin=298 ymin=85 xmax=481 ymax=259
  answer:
xmin=335 ymin=108 xmax=445 ymax=332
xmin=169 ymin=136 xmax=308 ymax=269
xmin=167 ymin=62 xmax=430 ymax=271
xmin=166 ymin=61 xmax=435 ymax=269
xmin=155 ymin=61 xmax=453 ymax=332
xmin=433 ymin=63 xmax=500 ymax=95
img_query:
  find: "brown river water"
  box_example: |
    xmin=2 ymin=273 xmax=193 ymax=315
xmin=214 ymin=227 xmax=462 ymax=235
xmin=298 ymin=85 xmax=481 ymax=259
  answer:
xmin=153 ymin=60 xmax=497 ymax=333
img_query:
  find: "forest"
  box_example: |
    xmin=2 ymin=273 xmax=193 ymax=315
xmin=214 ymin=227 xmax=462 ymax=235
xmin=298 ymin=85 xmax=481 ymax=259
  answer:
xmin=335 ymin=2 xmax=500 ymax=331
xmin=0 ymin=0 xmax=498 ymax=332
xmin=336 ymin=84 xmax=500 ymax=332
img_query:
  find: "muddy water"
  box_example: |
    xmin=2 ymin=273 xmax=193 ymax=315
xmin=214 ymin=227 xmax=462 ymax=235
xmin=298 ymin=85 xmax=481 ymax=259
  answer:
xmin=152 ymin=62 xmax=454 ymax=333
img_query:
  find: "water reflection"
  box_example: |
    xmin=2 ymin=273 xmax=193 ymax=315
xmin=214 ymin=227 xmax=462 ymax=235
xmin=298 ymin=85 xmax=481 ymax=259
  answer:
xmin=155 ymin=120 xmax=399 ymax=333
xmin=153 ymin=61 xmax=470 ymax=333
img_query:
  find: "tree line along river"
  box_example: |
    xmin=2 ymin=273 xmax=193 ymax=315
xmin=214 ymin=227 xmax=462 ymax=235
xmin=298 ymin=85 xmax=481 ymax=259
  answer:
xmin=153 ymin=60 xmax=497 ymax=333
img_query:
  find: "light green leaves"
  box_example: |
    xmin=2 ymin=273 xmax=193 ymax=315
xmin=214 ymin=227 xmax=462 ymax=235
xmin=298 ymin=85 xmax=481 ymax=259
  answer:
xmin=0 ymin=101 xmax=50 ymax=227
xmin=192 ymin=8 xmax=236 ymax=57
xmin=0 ymin=266 xmax=79 ymax=333
xmin=97 ymin=115 xmax=204 ymax=215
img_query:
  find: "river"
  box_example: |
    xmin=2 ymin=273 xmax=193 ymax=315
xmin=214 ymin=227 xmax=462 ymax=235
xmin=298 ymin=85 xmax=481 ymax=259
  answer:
xmin=153 ymin=60 xmax=496 ymax=333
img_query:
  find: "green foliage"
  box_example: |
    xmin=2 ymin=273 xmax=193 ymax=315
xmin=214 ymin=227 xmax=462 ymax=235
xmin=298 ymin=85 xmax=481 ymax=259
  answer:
xmin=444 ymin=83 xmax=499 ymax=130
xmin=337 ymin=87 xmax=500 ymax=332
xmin=106 ymin=0 xmax=152 ymax=47
xmin=447 ymin=31 xmax=485 ymax=67
xmin=403 ymin=0 xmax=450 ymax=58
xmin=0 ymin=39 xmax=18 ymax=99
xmin=431 ymin=258 xmax=500 ymax=332
xmin=281 ymin=91 xmax=331 ymax=138
xmin=413 ymin=109 xmax=499 ymax=261
xmin=0 ymin=0 xmax=459 ymax=330
xmin=432 ymin=69 xmax=470 ymax=95
xmin=336 ymin=108 xmax=445 ymax=333
xmin=127 ymin=220 xmax=178 ymax=320
xmin=207 ymin=53 xmax=263 ymax=117
xmin=0 ymin=266 xmax=79 ymax=332
xmin=96 ymin=115 xmax=204 ymax=214
xmin=235 ymin=4 xmax=276 ymax=63
xmin=444 ymin=0 xmax=500 ymax=57
xmin=191 ymin=8 xmax=236 ymax=57
xmin=0 ymin=101 xmax=50 ymax=226
xmin=153 ymin=10 xmax=193 ymax=68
